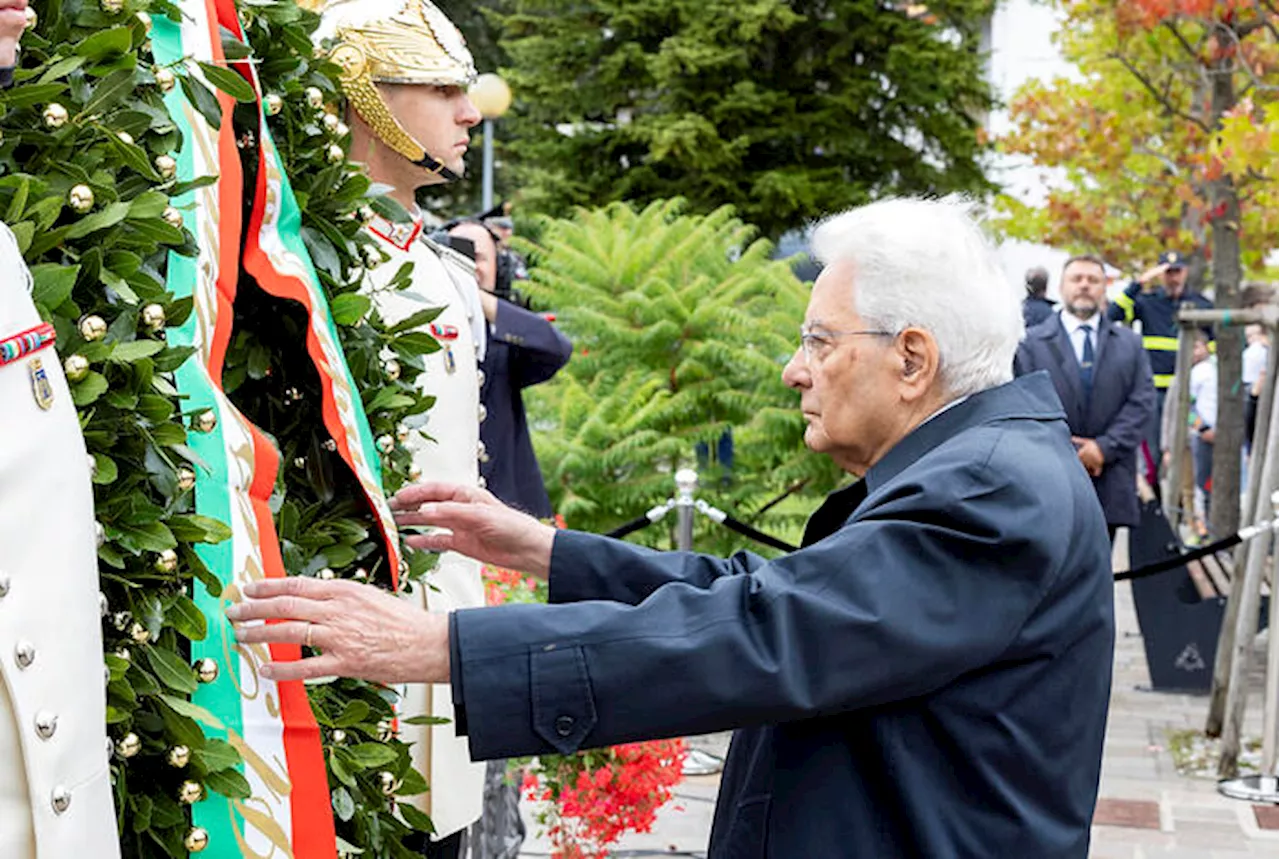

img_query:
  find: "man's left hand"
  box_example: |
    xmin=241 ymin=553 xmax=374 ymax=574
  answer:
xmin=0 ymin=0 xmax=29 ymax=67
xmin=226 ymin=577 xmax=451 ymax=684
xmin=1072 ymin=436 xmax=1105 ymax=477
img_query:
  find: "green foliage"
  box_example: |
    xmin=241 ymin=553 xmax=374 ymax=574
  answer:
xmin=523 ymin=199 xmax=843 ymax=553
xmin=4 ymin=0 xmax=444 ymax=855
xmin=488 ymin=0 xmax=997 ymax=239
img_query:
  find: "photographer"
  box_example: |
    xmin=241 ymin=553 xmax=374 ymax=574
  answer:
xmin=447 ymin=220 xmax=572 ymax=519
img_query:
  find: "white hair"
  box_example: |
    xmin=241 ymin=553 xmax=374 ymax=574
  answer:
xmin=810 ymin=196 xmax=1024 ymax=397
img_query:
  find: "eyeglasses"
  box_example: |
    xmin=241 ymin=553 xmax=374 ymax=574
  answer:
xmin=798 ymin=326 xmax=895 ymax=363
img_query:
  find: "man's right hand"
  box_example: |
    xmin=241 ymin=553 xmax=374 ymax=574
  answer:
xmin=0 ymin=0 xmax=28 ymax=68
xmin=391 ymin=482 xmax=557 ymax=579
xmin=1136 ymin=261 xmax=1170 ymax=287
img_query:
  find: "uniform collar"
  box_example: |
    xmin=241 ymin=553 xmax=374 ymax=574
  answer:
xmin=367 ymin=211 xmax=424 ymax=251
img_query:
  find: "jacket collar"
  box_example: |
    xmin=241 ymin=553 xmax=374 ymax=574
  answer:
xmin=367 ymin=213 xmax=424 ymax=251
xmin=863 ymin=373 xmax=1065 ymax=496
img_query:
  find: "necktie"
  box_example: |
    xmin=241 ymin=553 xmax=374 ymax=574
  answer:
xmin=1079 ymin=323 xmax=1095 ymax=400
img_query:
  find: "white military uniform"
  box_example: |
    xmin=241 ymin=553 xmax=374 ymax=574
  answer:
xmin=364 ymin=214 xmax=487 ymax=839
xmin=0 ymin=224 xmax=120 ymax=859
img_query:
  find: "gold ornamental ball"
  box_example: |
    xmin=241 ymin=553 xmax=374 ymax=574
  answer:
xmin=68 ymin=185 xmax=95 ymax=214
xmin=408 ymin=467 xmax=422 ymax=482
xmin=321 ymin=439 xmax=338 ymax=452
xmin=135 ymin=10 xmax=152 ymax=30
xmin=23 ymin=6 xmax=36 ymax=28
xmin=114 ymin=646 xmax=131 ymax=662
xmin=383 ymin=359 xmax=401 ymax=381
xmin=161 ymin=206 xmax=183 ymax=228
xmin=116 ymin=130 xmax=133 ymax=145
xmin=184 ymin=827 xmax=209 ymax=853
xmin=358 ymin=206 xmax=376 ymax=225
xmin=141 ymin=303 xmax=166 ymax=332
xmin=265 ymin=94 xmax=284 ymax=116
xmin=129 ymin=622 xmax=151 ymax=644
xmin=361 ymin=244 xmax=383 ymax=269
xmin=377 ymin=771 xmax=398 ymax=796
xmin=63 ymin=354 xmax=91 ymax=382
xmin=325 ymin=143 xmax=345 ymax=163
xmin=335 ymin=122 xmax=350 ymax=138
xmin=115 ymin=732 xmax=141 ymax=759
xmin=293 ymin=456 xmax=307 ymax=469
xmin=154 ymin=154 xmax=177 ymax=180
xmin=167 ymin=744 xmax=191 ymax=767
xmin=352 ymin=567 xmax=369 ymax=582
xmin=178 ymin=780 xmax=204 ymax=804
xmin=194 ymin=657 xmax=218 ymax=683
xmin=396 ymin=424 xmax=410 ymax=443
xmin=376 ymin=434 xmax=395 ymax=455
xmin=42 ymin=103 xmax=68 ymax=129
xmin=112 ymin=611 xmax=131 ymax=631
xmin=322 ymin=112 xmax=340 ymax=132
xmin=304 ymin=86 xmax=324 ymax=109
xmin=153 ymin=67 xmax=176 ymax=93
xmin=79 ymin=314 xmax=108 ymax=342
xmin=100 ymin=0 xmax=124 ymax=13
xmin=317 ymin=567 xmax=335 ymax=580
xmin=330 ymin=728 xmax=347 ymax=745
xmin=154 ymin=548 xmax=179 ymax=573
xmin=376 ymin=719 xmax=394 ymax=742
xmin=177 ymin=466 xmax=196 ymax=491
xmin=193 ymin=409 xmax=217 ymax=433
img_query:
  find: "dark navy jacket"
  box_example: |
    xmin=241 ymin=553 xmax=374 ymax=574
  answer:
xmin=479 ymin=300 xmax=572 ymax=518
xmin=1015 ymin=314 xmax=1155 ymax=527
xmin=450 ymin=374 xmax=1114 ymax=857
xmin=1108 ymin=283 xmax=1212 ymax=386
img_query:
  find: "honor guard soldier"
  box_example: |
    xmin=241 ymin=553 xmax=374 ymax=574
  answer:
xmin=310 ymin=1 xmax=486 ymax=854
xmin=0 ymin=4 xmax=122 ymax=857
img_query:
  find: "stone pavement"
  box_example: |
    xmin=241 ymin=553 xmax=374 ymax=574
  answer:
xmin=517 ymin=575 xmax=1277 ymax=857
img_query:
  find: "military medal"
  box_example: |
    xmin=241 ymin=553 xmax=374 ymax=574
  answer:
xmin=29 ymin=357 xmax=54 ymax=409
xmin=430 ymin=322 xmax=460 ymax=374
xmin=0 ymin=321 xmax=56 ymax=366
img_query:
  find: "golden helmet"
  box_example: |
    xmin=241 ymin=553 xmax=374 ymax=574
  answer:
xmin=307 ymin=0 xmax=477 ymax=178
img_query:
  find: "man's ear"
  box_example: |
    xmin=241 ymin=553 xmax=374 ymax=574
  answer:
xmin=896 ymin=327 xmax=940 ymax=399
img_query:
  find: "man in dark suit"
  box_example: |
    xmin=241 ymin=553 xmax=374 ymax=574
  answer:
xmin=1022 ymin=264 xmax=1056 ymax=328
xmin=231 ymin=198 xmax=1115 ymax=858
xmin=448 ymin=220 xmax=572 ymax=518
xmin=1016 ymin=255 xmax=1156 ymax=540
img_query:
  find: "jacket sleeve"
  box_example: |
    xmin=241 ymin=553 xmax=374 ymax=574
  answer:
xmin=450 ymin=453 xmax=1068 ymax=761
xmin=1095 ymin=339 xmax=1155 ymax=463
xmin=490 ymin=300 xmax=573 ymax=388
xmin=1108 ymin=280 xmax=1141 ymax=324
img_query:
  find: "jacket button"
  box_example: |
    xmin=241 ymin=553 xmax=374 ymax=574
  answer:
xmin=34 ymin=711 xmax=57 ymax=740
xmin=476 ymin=370 xmax=486 ymax=387
xmin=477 ymin=441 xmax=489 ymax=463
xmin=0 ymin=573 xmax=9 ymax=598
xmin=51 ymin=786 xmax=71 ymax=814
xmin=554 ymin=715 xmax=575 ymax=737
xmin=477 ymin=476 xmax=487 ymax=489
xmin=14 ymin=641 xmax=35 ymax=669
xmin=477 ymin=404 xmax=487 ymax=423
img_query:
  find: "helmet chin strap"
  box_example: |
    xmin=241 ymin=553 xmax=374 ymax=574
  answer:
xmin=412 ymin=151 xmax=461 ymax=184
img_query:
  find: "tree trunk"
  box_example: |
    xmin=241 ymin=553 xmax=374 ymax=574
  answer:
xmin=1207 ymin=51 xmax=1244 ymax=541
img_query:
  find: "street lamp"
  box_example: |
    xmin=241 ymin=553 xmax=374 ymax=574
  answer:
xmin=468 ymin=73 xmax=512 ymax=212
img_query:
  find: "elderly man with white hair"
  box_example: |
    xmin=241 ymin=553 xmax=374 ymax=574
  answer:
xmin=229 ymin=197 xmax=1115 ymax=857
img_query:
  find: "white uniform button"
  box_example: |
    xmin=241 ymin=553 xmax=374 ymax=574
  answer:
xmin=477 ymin=476 xmax=488 ymax=489
xmin=0 ymin=573 xmax=10 ymax=598
xmin=34 ymin=711 xmax=57 ymax=740
xmin=51 ymin=786 xmax=71 ymax=814
xmin=15 ymin=641 xmax=35 ymax=669
xmin=477 ymin=370 xmax=486 ymax=386
xmin=477 ymin=404 xmax=487 ymax=423
xmin=477 ymin=441 xmax=490 ymax=463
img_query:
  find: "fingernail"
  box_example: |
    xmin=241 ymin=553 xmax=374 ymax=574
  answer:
xmin=259 ymin=664 xmax=274 ymax=679
xmin=420 ymin=503 xmax=436 ymax=516
xmin=242 ymin=581 xmax=260 ymax=597
xmin=226 ymin=605 xmax=242 ymax=620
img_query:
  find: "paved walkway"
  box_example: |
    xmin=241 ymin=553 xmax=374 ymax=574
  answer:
xmin=518 ymin=568 xmax=1277 ymax=856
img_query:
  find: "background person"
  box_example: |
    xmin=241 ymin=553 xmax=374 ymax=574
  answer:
xmin=1022 ymin=264 xmax=1055 ymax=328
xmin=230 ymin=197 xmax=1116 ymax=859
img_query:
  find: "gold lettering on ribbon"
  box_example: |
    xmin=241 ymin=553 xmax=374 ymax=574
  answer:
xmin=228 ymin=728 xmax=292 ymax=801
xmin=228 ymin=796 xmax=295 ymax=859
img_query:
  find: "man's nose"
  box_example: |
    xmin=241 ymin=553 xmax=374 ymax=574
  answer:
xmin=458 ymin=94 xmax=482 ymax=128
xmin=781 ymin=349 xmax=809 ymax=389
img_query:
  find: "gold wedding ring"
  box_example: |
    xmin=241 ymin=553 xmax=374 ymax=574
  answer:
xmin=304 ymin=622 xmax=315 ymax=649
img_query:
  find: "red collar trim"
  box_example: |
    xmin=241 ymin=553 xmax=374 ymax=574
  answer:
xmin=367 ymin=216 xmax=423 ymax=252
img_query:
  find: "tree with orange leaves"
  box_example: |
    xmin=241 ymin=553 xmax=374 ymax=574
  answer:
xmin=999 ymin=0 xmax=1277 ymax=540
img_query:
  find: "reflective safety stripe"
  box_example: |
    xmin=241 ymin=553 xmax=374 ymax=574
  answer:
xmin=1153 ymin=373 xmax=1175 ymax=388
xmin=1113 ymin=292 xmax=1136 ymax=323
xmin=1142 ymin=335 xmax=1179 ymax=351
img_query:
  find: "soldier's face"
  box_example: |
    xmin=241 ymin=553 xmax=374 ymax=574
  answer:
xmin=379 ymin=83 xmax=481 ymax=180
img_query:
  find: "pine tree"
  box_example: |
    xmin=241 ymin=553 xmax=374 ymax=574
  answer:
xmin=523 ymin=199 xmax=844 ymax=553
xmin=488 ymin=0 xmax=997 ymax=239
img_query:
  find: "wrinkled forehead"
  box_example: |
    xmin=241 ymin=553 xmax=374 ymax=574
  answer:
xmin=805 ymin=260 xmax=861 ymax=326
